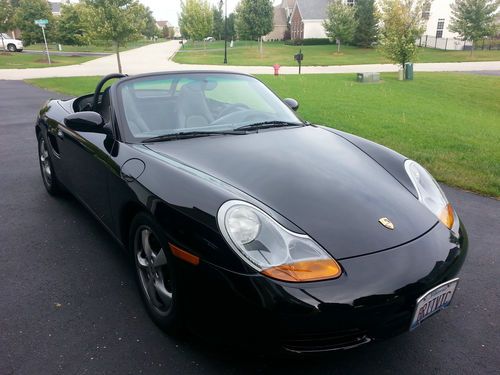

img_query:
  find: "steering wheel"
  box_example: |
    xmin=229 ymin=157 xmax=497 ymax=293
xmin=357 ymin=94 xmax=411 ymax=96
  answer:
xmin=92 ymin=73 xmax=127 ymax=112
xmin=211 ymin=110 xmax=274 ymax=126
xmin=217 ymin=103 xmax=249 ymax=119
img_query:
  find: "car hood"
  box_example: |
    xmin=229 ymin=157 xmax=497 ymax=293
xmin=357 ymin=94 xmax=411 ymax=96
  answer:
xmin=145 ymin=126 xmax=438 ymax=259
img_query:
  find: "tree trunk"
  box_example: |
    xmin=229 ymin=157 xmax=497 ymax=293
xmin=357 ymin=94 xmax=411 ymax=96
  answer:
xmin=337 ymin=39 xmax=340 ymax=53
xmin=470 ymin=40 xmax=473 ymax=56
xmin=115 ymin=42 xmax=122 ymax=73
xmin=259 ymin=37 xmax=263 ymax=56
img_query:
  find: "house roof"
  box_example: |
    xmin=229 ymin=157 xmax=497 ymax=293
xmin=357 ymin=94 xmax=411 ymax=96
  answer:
xmin=156 ymin=20 xmax=171 ymax=28
xmin=49 ymin=2 xmax=61 ymax=14
xmin=281 ymin=0 xmax=296 ymax=9
xmin=295 ymin=0 xmax=329 ymax=20
xmin=273 ymin=6 xmax=288 ymax=26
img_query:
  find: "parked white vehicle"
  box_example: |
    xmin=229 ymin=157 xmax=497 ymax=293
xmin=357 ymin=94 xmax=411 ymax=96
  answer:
xmin=0 ymin=33 xmax=24 ymax=52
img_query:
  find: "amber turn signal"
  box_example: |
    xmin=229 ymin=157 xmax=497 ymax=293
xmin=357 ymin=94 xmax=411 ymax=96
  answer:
xmin=438 ymin=203 xmax=455 ymax=230
xmin=261 ymin=259 xmax=342 ymax=282
xmin=169 ymin=243 xmax=200 ymax=266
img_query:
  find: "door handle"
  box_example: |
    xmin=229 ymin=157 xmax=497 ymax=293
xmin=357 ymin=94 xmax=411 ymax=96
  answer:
xmin=57 ymin=129 xmax=64 ymax=140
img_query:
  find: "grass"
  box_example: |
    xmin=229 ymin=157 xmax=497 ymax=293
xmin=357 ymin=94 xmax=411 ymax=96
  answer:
xmin=23 ymin=39 xmax=166 ymax=53
xmin=26 ymin=73 xmax=500 ymax=197
xmin=0 ymin=52 xmax=94 ymax=68
xmin=173 ymin=40 xmax=500 ymax=66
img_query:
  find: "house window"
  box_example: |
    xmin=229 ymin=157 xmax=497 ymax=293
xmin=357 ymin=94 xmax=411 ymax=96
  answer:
xmin=436 ymin=18 xmax=445 ymax=38
xmin=422 ymin=1 xmax=431 ymax=20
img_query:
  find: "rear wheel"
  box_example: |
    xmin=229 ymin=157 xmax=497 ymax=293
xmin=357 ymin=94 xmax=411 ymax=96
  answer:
xmin=37 ymin=133 xmax=61 ymax=195
xmin=130 ymin=213 xmax=183 ymax=334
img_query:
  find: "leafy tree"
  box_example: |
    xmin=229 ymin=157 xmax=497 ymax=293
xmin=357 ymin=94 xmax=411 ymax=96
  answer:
xmin=212 ymin=3 xmax=224 ymax=40
xmin=353 ymin=0 xmax=379 ymax=47
xmin=141 ymin=6 xmax=159 ymax=39
xmin=56 ymin=3 xmax=88 ymax=45
xmin=0 ymin=0 xmax=15 ymax=49
xmin=449 ymin=0 xmax=499 ymax=54
xmin=83 ymin=0 xmax=146 ymax=73
xmin=235 ymin=0 xmax=273 ymax=53
xmin=179 ymin=0 xmax=213 ymax=42
xmin=379 ymin=0 xmax=429 ymax=75
xmin=227 ymin=13 xmax=236 ymax=40
xmin=14 ymin=0 xmax=54 ymax=45
xmin=323 ymin=0 xmax=358 ymax=52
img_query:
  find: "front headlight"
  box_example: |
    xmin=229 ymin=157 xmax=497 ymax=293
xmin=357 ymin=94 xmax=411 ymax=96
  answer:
xmin=217 ymin=201 xmax=342 ymax=282
xmin=405 ymin=160 xmax=455 ymax=229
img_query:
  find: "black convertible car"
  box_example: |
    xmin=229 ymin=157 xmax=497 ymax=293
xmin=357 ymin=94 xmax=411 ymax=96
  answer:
xmin=36 ymin=72 xmax=467 ymax=352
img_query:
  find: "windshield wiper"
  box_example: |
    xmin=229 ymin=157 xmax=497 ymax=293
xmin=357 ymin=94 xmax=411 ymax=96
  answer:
xmin=142 ymin=130 xmax=246 ymax=143
xmin=235 ymin=121 xmax=305 ymax=132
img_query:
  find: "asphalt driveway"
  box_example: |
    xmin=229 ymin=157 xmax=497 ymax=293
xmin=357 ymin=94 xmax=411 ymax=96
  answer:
xmin=0 ymin=81 xmax=498 ymax=375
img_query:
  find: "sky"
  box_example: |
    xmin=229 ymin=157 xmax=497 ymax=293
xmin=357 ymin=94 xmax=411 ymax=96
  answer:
xmin=139 ymin=0 xmax=281 ymax=26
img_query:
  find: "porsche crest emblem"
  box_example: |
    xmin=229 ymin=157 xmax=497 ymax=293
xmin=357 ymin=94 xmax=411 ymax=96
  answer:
xmin=379 ymin=217 xmax=395 ymax=230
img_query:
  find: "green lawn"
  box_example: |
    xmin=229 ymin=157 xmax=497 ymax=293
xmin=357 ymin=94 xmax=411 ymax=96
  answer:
xmin=26 ymin=72 xmax=500 ymax=197
xmin=174 ymin=40 xmax=500 ymax=66
xmin=23 ymin=39 xmax=166 ymax=53
xmin=0 ymin=52 xmax=94 ymax=68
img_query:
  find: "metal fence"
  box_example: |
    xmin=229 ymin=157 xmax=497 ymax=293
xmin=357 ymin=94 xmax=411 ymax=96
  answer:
xmin=418 ymin=35 xmax=500 ymax=51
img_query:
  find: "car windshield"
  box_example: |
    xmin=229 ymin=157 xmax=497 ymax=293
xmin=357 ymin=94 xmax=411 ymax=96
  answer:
xmin=1 ymin=33 xmax=10 ymax=39
xmin=116 ymin=73 xmax=303 ymax=142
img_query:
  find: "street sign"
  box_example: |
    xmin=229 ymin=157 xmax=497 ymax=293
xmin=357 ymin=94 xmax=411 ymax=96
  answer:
xmin=34 ymin=19 xmax=49 ymax=27
xmin=34 ymin=19 xmax=51 ymax=65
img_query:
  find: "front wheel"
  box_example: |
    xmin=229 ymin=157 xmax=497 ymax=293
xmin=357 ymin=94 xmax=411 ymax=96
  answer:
xmin=37 ymin=133 xmax=61 ymax=195
xmin=7 ymin=44 xmax=17 ymax=52
xmin=130 ymin=213 xmax=183 ymax=334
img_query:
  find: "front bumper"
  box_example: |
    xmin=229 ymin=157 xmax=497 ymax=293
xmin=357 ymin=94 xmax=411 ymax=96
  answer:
xmin=178 ymin=221 xmax=468 ymax=352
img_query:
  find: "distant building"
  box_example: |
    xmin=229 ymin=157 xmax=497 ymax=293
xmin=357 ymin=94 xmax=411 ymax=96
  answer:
xmin=156 ymin=21 xmax=172 ymax=30
xmin=48 ymin=1 xmax=70 ymax=17
xmin=290 ymin=0 xmax=331 ymax=40
xmin=422 ymin=0 xmax=458 ymax=39
xmin=263 ymin=5 xmax=288 ymax=41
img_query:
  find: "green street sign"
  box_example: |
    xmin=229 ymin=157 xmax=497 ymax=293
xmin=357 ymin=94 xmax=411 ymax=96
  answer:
xmin=34 ymin=19 xmax=49 ymax=26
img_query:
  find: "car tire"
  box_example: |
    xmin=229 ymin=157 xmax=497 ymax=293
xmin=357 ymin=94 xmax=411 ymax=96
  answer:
xmin=7 ymin=44 xmax=17 ymax=52
xmin=37 ymin=132 xmax=61 ymax=196
xmin=129 ymin=212 xmax=184 ymax=335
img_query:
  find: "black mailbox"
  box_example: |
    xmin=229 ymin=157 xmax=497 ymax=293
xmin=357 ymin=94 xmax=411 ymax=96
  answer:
xmin=294 ymin=52 xmax=304 ymax=62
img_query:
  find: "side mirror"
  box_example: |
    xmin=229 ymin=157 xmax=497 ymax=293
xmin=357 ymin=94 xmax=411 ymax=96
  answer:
xmin=283 ymin=98 xmax=299 ymax=111
xmin=64 ymin=112 xmax=107 ymax=134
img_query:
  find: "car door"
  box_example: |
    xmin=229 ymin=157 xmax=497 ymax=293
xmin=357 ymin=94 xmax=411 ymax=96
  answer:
xmin=57 ymin=113 xmax=117 ymax=230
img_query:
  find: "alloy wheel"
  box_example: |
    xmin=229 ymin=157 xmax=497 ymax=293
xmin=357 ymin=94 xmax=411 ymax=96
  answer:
xmin=134 ymin=226 xmax=173 ymax=315
xmin=39 ymin=137 xmax=52 ymax=187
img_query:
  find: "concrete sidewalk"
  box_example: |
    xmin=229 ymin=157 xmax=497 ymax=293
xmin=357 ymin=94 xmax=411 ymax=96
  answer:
xmin=1 ymin=40 xmax=500 ymax=79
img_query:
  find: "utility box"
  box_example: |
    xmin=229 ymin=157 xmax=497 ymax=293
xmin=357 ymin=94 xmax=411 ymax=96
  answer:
xmin=405 ymin=63 xmax=414 ymax=80
xmin=357 ymin=72 xmax=380 ymax=83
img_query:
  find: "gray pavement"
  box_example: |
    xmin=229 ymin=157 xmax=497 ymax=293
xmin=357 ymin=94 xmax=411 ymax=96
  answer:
xmin=0 ymin=80 xmax=499 ymax=374
xmin=22 ymin=50 xmax=111 ymax=57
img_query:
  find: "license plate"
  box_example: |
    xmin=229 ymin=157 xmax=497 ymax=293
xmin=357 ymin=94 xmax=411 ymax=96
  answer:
xmin=409 ymin=278 xmax=459 ymax=331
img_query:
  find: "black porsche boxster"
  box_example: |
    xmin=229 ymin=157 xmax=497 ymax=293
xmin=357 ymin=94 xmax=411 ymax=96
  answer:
xmin=36 ymin=72 xmax=467 ymax=353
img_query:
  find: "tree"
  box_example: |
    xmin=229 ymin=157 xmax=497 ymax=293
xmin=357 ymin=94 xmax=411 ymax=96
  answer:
xmin=83 ymin=0 xmax=147 ymax=73
xmin=56 ymin=3 xmax=88 ymax=45
xmin=179 ymin=0 xmax=213 ymax=42
xmin=235 ymin=0 xmax=273 ymax=53
xmin=449 ymin=0 xmax=499 ymax=54
xmin=353 ymin=0 xmax=379 ymax=47
xmin=0 ymin=0 xmax=15 ymax=49
xmin=227 ymin=13 xmax=236 ymax=40
xmin=212 ymin=3 xmax=224 ymax=40
xmin=323 ymin=0 xmax=358 ymax=52
xmin=14 ymin=0 xmax=54 ymax=45
xmin=378 ymin=0 xmax=429 ymax=75
xmin=141 ymin=6 xmax=159 ymax=39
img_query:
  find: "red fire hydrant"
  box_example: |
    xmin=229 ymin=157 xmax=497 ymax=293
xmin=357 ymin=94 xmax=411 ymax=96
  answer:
xmin=273 ymin=64 xmax=281 ymax=76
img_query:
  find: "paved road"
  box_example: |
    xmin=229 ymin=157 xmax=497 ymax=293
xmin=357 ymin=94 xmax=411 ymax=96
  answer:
xmin=22 ymin=50 xmax=111 ymax=57
xmin=1 ymin=40 xmax=500 ymax=79
xmin=0 ymin=81 xmax=498 ymax=375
